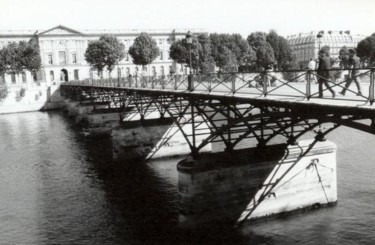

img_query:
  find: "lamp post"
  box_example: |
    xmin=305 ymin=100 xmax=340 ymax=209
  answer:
xmin=186 ymin=31 xmax=193 ymax=75
xmin=186 ymin=31 xmax=193 ymax=92
xmin=186 ymin=31 xmax=197 ymax=157
xmin=117 ymin=61 xmax=120 ymax=87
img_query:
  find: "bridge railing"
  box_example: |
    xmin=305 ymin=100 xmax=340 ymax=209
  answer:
xmin=63 ymin=67 xmax=375 ymax=104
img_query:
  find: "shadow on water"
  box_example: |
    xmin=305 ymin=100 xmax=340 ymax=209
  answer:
xmin=81 ymin=136 xmax=262 ymax=245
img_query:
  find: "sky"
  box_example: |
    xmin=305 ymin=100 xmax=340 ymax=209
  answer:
xmin=1 ymin=0 xmax=375 ymax=37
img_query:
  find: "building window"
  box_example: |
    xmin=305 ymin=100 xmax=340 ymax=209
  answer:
xmin=160 ymin=66 xmax=164 ymax=76
xmin=160 ymin=51 xmax=164 ymax=60
xmin=152 ymin=66 xmax=156 ymax=76
xmin=72 ymin=53 xmax=77 ymax=64
xmin=74 ymin=69 xmax=79 ymax=80
xmin=11 ymin=73 xmax=16 ymax=83
xmin=50 ymin=71 xmax=55 ymax=81
xmin=59 ymin=51 xmax=66 ymax=65
xmin=21 ymin=72 xmax=27 ymax=83
xmin=158 ymin=39 xmax=163 ymax=45
xmin=126 ymin=53 xmax=129 ymax=61
xmin=48 ymin=54 xmax=53 ymax=64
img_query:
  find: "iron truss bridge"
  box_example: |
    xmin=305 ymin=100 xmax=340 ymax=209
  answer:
xmin=61 ymin=67 xmax=375 ymax=157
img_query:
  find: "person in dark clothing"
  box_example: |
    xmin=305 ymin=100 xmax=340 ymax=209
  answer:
xmin=317 ymin=50 xmax=336 ymax=98
xmin=339 ymin=49 xmax=362 ymax=96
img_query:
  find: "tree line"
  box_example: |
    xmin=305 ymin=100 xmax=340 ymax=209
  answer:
xmin=170 ymin=30 xmax=297 ymax=73
xmin=84 ymin=30 xmax=298 ymax=76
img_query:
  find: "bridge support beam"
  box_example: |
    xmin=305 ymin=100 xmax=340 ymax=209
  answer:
xmin=177 ymin=139 xmax=337 ymax=228
xmin=112 ymin=117 xmax=212 ymax=161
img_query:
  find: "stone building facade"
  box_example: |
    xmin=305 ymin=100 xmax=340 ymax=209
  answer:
xmin=0 ymin=25 xmax=204 ymax=85
xmin=287 ymin=30 xmax=365 ymax=67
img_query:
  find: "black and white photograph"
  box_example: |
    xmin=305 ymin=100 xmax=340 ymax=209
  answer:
xmin=0 ymin=0 xmax=375 ymax=244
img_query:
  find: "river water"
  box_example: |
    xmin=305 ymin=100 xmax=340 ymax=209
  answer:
xmin=0 ymin=111 xmax=374 ymax=245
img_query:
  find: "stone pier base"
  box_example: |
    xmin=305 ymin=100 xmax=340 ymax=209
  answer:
xmin=177 ymin=139 xmax=337 ymax=228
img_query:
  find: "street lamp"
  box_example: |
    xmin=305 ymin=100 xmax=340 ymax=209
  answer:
xmin=186 ymin=31 xmax=193 ymax=91
xmin=117 ymin=61 xmax=121 ymax=87
xmin=186 ymin=31 xmax=193 ymax=75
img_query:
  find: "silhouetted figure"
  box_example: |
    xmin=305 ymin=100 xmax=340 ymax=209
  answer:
xmin=339 ymin=49 xmax=362 ymax=96
xmin=317 ymin=50 xmax=335 ymax=98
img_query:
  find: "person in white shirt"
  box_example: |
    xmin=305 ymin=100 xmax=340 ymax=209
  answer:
xmin=306 ymin=58 xmax=317 ymax=84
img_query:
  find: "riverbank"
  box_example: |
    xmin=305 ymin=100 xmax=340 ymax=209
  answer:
xmin=0 ymin=82 xmax=64 ymax=114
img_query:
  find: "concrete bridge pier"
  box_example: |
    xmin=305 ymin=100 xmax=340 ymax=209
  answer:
xmin=75 ymin=102 xmax=110 ymax=125
xmin=81 ymin=108 xmax=124 ymax=137
xmin=177 ymin=139 xmax=337 ymax=228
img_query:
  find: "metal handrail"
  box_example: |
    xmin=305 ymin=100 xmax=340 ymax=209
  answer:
xmin=61 ymin=68 xmax=375 ymax=105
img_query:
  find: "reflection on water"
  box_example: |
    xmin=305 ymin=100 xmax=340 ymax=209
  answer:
xmin=0 ymin=111 xmax=375 ymax=244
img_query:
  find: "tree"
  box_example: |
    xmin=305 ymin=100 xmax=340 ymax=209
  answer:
xmin=18 ymin=38 xmax=41 ymax=73
xmin=357 ymin=33 xmax=375 ymax=66
xmin=0 ymin=48 xmax=7 ymax=76
xmin=210 ymin=33 xmax=250 ymax=71
xmin=247 ymin=32 xmax=275 ymax=70
xmin=169 ymin=39 xmax=188 ymax=65
xmin=85 ymin=35 xmax=125 ymax=77
xmin=0 ymin=38 xmax=41 ymax=83
xmin=169 ymin=33 xmax=215 ymax=73
xmin=85 ymin=40 xmax=107 ymax=77
xmin=2 ymin=42 xmax=23 ymax=75
xmin=195 ymin=34 xmax=215 ymax=73
xmin=215 ymin=46 xmax=238 ymax=72
xmin=266 ymin=30 xmax=294 ymax=70
xmin=99 ymin=35 xmax=125 ymax=74
xmin=129 ymin=32 xmax=159 ymax=68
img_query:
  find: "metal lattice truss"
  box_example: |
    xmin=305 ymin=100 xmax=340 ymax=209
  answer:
xmin=61 ymin=81 xmax=375 ymax=157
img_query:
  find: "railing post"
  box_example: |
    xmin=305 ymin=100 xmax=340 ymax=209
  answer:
xmin=263 ymin=71 xmax=268 ymax=97
xmin=306 ymin=70 xmax=311 ymax=100
xmin=208 ymin=74 xmax=212 ymax=92
xmin=188 ymin=74 xmax=194 ymax=92
xmin=370 ymin=68 xmax=375 ymax=105
xmin=174 ymin=75 xmax=178 ymax=90
xmin=231 ymin=73 xmax=236 ymax=94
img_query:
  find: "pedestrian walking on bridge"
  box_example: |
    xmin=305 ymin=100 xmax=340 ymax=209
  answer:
xmin=339 ymin=49 xmax=362 ymax=96
xmin=317 ymin=50 xmax=336 ymax=98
